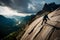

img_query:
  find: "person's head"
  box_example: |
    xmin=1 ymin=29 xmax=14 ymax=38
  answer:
xmin=45 ymin=13 xmax=48 ymax=15
xmin=46 ymin=13 xmax=48 ymax=15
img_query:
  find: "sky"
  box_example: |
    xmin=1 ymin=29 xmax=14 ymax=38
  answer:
xmin=0 ymin=6 xmax=32 ymax=17
xmin=0 ymin=0 xmax=60 ymax=17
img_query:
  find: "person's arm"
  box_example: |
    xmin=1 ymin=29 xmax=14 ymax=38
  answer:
xmin=47 ymin=16 xmax=50 ymax=20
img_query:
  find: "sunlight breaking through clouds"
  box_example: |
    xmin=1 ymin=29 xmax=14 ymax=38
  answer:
xmin=0 ymin=6 xmax=32 ymax=17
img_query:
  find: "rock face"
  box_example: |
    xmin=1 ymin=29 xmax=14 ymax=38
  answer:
xmin=36 ymin=3 xmax=60 ymax=17
xmin=20 ymin=7 xmax=60 ymax=40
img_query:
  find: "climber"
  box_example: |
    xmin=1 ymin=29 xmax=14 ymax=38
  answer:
xmin=41 ymin=14 xmax=50 ymax=25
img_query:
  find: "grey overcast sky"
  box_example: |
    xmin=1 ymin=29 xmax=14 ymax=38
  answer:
xmin=0 ymin=0 xmax=60 ymax=15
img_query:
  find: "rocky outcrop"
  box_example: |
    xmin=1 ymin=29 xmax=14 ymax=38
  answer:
xmin=19 ymin=7 xmax=60 ymax=40
xmin=36 ymin=2 xmax=60 ymax=17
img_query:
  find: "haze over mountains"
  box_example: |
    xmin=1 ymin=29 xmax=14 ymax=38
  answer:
xmin=0 ymin=15 xmax=35 ymax=39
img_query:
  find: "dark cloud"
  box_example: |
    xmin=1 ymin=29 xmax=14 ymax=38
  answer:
xmin=0 ymin=0 xmax=31 ymax=13
xmin=0 ymin=0 xmax=12 ymax=6
xmin=11 ymin=0 xmax=31 ymax=12
xmin=0 ymin=0 xmax=60 ymax=13
xmin=14 ymin=0 xmax=30 ymax=7
xmin=0 ymin=0 xmax=45 ymax=13
xmin=10 ymin=0 xmax=45 ymax=13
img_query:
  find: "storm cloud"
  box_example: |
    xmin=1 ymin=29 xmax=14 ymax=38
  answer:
xmin=0 ymin=0 xmax=12 ymax=6
xmin=0 ymin=0 xmax=32 ymax=13
xmin=0 ymin=0 xmax=60 ymax=13
xmin=0 ymin=0 xmax=45 ymax=13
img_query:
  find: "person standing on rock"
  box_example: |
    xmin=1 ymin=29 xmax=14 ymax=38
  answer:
xmin=41 ymin=14 xmax=50 ymax=25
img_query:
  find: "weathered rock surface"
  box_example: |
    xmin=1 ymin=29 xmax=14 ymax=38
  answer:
xmin=17 ymin=7 xmax=60 ymax=40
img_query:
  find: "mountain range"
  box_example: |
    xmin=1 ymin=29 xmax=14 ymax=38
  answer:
xmin=0 ymin=15 xmax=35 ymax=39
xmin=1 ymin=2 xmax=60 ymax=40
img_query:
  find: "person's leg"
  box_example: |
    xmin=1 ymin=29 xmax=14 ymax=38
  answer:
xmin=45 ymin=19 xmax=47 ymax=24
xmin=41 ymin=19 xmax=44 ymax=25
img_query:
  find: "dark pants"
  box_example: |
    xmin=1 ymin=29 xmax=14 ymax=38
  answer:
xmin=41 ymin=19 xmax=47 ymax=25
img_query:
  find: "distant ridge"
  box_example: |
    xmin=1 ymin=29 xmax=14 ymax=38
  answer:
xmin=37 ymin=2 xmax=60 ymax=15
